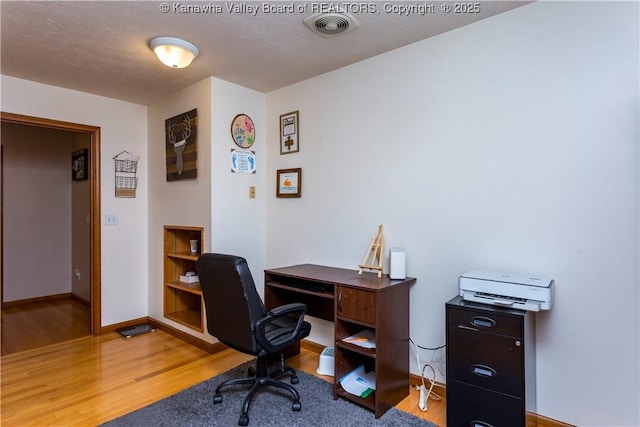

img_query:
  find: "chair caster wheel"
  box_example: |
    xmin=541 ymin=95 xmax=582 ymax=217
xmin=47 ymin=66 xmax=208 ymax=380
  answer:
xmin=292 ymin=401 xmax=302 ymax=411
xmin=213 ymin=394 xmax=223 ymax=404
xmin=238 ymin=414 xmax=249 ymax=426
xmin=291 ymin=375 xmax=299 ymax=384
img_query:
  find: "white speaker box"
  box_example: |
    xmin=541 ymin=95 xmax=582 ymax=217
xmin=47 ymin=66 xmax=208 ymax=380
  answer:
xmin=389 ymin=247 xmax=406 ymax=279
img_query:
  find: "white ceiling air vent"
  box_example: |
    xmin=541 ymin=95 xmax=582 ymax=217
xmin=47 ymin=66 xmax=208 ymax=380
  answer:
xmin=303 ymin=12 xmax=360 ymax=38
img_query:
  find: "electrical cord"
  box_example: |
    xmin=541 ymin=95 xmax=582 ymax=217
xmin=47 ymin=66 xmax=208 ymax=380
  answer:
xmin=409 ymin=337 xmax=446 ymax=351
xmin=410 ymin=337 xmax=446 ymax=377
xmin=419 ymin=363 xmax=439 ymax=411
xmin=410 ymin=338 xmax=444 ymax=412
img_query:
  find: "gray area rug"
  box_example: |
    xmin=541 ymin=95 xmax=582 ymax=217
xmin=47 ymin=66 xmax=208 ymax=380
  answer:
xmin=102 ymin=360 xmax=438 ymax=427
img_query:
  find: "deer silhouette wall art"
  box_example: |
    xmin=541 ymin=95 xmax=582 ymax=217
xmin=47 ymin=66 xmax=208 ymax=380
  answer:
xmin=165 ymin=109 xmax=197 ymax=181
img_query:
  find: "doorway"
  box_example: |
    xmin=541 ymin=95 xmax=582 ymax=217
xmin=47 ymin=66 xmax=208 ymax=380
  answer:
xmin=0 ymin=112 xmax=101 ymax=342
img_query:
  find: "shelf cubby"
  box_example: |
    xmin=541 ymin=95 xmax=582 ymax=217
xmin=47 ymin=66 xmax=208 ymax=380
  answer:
xmin=163 ymin=225 xmax=204 ymax=332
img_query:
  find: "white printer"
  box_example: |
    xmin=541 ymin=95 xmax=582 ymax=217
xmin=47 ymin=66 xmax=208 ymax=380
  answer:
xmin=459 ymin=270 xmax=554 ymax=312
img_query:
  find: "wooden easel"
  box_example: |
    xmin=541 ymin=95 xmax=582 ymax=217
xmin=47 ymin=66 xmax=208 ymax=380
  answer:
xmin=358 ymin=225 xmax=385 ymax=278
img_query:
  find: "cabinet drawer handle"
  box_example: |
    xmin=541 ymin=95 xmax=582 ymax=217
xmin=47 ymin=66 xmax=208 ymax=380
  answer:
xmin=471 ymin=364 xmax=497 ymax=378
xmin=338 ymin=291 xmax=343 ymax=312
xmin=471 ymin=421 xmax=494 ymax=427
xmin=470 ymin=316 xmax=496 ymax=328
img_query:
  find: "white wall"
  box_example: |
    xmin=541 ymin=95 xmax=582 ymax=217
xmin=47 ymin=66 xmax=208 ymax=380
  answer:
xmin=147 ymin=78 xmax=213 ymax=340
xmin=1 ymin=75 xmax=149 ymax=326
xmin=146 ymin=77 xmax=266 ymax=340
xmin=266 ymin=2 xmax=639 ymax=426
xmin=210 ymin=78 xmax=266 ymax=296
xmin=2 ymin=123 xmax=73 ymax=301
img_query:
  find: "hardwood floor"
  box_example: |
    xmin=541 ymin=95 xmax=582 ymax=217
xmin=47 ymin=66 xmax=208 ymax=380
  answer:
xmin=0 ymin=299 xmax=446 ymax=427
xmin=1 ymin=295 xmax=90 ymax=355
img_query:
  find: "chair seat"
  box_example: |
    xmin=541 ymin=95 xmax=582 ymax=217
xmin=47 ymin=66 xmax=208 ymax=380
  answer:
xmin=264 ymin=317 xmax=312 ymax=352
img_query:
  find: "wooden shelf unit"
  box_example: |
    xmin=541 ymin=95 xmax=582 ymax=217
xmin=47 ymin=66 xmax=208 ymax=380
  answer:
xmin=163 ymin=225 xmax=204 ymax=332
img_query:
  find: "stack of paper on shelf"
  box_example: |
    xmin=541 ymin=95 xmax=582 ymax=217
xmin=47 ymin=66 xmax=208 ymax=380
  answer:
xmin=342 ymin=329 xmax=376 ymax=349
xmin=339 ymin=365 xmax=376 ymax=398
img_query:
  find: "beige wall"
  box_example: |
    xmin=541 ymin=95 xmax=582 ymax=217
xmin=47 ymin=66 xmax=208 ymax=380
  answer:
xmin=266 ymin=2 xmax=638 ymax=425
xmin=145 ymin=77 xmax=266 ymax=341
xmin=1 ymin=75 xmax=149 ymax=326
xmin=71 ymin=133 xmax=91 ymax=302
xmin=146 ymin=78 xmax=213 ymax=340
xmin=2 ymin=122 xmax=74 ymax=301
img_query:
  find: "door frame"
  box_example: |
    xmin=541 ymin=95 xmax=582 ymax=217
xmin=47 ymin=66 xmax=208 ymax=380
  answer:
xmin=1 ymin=112 xmax=101 ymax=335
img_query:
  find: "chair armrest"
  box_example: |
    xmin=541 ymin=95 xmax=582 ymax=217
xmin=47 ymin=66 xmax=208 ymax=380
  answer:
xmin=267 ymin=302 xmax=307 ymax=318
xmin=255 ymin=303 xmax=307 ymax=353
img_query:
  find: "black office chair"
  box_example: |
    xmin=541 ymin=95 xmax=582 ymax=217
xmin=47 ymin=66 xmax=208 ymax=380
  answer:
xmin=197 ymin=253 xmax=312 ymax=426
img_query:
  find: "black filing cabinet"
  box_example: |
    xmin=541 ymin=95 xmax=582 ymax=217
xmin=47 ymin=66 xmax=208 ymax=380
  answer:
xmin=446 ymin=296 xmax=536 ymax=427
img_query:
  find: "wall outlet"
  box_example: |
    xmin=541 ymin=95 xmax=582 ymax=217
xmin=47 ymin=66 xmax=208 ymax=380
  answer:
xmin=249 ymin=186 xmax=256 ymax=199
xmin=105 ymin=214 xmax=118 ymax=225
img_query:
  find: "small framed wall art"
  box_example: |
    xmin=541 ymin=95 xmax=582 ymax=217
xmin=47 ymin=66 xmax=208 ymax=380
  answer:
xmin=279 ymin=110 xmax=299 ymax=154
xmin=230 ymin=149 xmax=256 ymax=174
xmin=276 ymin=168 xmax=301 ymax=198
xmin=72 ymin=148 xmax=88 ymax=181
xmin=231 ymin=113 xmax=255 ymax=149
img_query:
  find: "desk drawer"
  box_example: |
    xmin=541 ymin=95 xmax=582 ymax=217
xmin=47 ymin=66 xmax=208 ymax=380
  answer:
xmin=447 ymin=378 xmax=524 ymax=427
xmin=447 ymin=325 xmax=523 ymax=397
xmin=447 ymin=306 xmax=522 ymax=338
xmin=336 ymin=286 xmax=375 ymax=324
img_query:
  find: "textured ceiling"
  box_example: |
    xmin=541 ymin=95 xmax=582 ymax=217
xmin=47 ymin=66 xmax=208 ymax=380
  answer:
xmin=1 ymin=1 xmax=529 ymax=105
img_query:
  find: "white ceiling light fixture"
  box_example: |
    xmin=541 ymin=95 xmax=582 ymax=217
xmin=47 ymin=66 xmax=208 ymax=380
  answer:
xmin=149 ymin=36 xmax=199 ymax=69
xmin=303 ymin=12 xmax=360 ymax=38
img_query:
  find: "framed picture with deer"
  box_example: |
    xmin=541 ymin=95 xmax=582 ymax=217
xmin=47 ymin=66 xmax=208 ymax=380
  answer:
xmin=165 ymin=108 xmax=197 ymax=181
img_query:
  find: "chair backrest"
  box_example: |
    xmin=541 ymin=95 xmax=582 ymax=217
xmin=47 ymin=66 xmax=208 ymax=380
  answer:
xmin=196 ymin=253 xmax=266 ymax=354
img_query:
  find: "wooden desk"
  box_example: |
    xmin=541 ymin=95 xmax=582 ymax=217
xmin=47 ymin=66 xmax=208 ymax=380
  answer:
xmin=264 ymin=264 xmax=416 ymax=418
